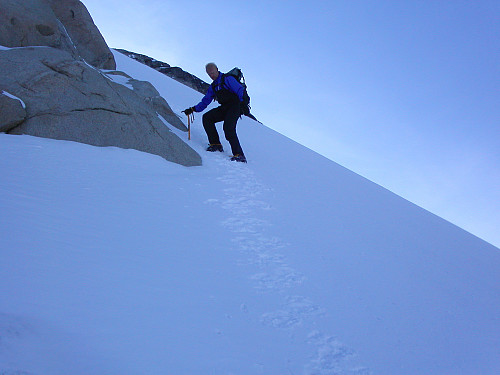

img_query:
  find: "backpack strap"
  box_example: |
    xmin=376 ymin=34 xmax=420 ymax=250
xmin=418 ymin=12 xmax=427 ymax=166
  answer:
xmin=219 ymin=73 xmax=226 ymax=90
xmin=210 ymin=77 xmax=217 ymax=101
xmin=211 ymin=73 xmax=227 ymax=102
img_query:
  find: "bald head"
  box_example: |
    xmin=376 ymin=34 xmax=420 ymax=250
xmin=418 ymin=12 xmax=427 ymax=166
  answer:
xmin=205 ymin=62 xmax=220 ymax=81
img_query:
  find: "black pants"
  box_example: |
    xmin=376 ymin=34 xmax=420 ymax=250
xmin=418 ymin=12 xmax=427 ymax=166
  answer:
xmin=202 ymin=103 xmax=244 ymax=156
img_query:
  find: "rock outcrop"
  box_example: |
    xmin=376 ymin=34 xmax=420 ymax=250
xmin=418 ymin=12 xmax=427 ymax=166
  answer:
xmin=0 ymin=0 xmax=201 ymax=166
xmin=106 ymin=70 xmax=187 ymax=132
xmin=0 ymin=47 xmax=201 ymax=166
xmin=115 ymin=49 xmax=210 ymax=94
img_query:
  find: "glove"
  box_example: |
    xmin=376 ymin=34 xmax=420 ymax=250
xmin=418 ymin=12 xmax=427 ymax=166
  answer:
xmin=240 ymin=102 xmax=250 ymax=116
xmin=182 ymin=107 xmax=195 ymax=115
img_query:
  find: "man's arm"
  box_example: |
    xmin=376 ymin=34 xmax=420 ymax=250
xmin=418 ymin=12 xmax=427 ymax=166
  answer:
xmin=194 ymin=85 xmax=215 ymax=112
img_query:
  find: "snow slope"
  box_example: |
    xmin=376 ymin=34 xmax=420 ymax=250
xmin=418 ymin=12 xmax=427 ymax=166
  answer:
xmin=0 ymin=50 xmax=499 ymax=375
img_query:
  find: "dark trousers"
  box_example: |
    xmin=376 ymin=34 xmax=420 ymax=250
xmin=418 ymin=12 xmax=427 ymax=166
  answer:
xmin=202 ymin=103 xmax=244 ymax=156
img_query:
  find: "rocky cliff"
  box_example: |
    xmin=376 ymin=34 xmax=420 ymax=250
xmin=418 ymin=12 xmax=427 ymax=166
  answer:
xmin=0 ymin=0 xmax=201 ymax=166
xmin=115 ymin=49 xmax=210 ymax=94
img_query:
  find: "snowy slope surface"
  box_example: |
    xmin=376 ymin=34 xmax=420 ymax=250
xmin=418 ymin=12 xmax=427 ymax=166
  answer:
xmin=1 ymin=51 xmax=499 ymax=375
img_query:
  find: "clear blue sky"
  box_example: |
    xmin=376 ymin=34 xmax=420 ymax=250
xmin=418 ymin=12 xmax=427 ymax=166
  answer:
xmin=81 ymin=0 xmax=499 ymax=248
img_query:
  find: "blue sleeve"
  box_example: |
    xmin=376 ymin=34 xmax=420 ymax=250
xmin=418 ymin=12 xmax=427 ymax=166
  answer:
xmin=194 ymin=85 xmax=215 ymax=112
xmin=224 ymin=75 xmax=244 ymax=102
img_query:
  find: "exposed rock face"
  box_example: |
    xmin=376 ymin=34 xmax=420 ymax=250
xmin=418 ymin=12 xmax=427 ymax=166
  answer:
xmin=46 ymin=0 xmax=115 ymax=69
xmin=0 ymin=0 xmax=115 ymax=69
xmin=0 ymin=0 xmax=199 ymax=166
xmin=106 ymin=70 xmax=187 ymax=132
xmin=0 ymin=47 xmax=201 ymax=166
xmin=115 ymin=49 xmax=210 ymax=94
xmin=0 ymin=91 xmax=26 ymax=132
xmin=129 ymin=79 xmax=188 ymax=131
xmin=0 ymin=0 xmax=77 ymax=58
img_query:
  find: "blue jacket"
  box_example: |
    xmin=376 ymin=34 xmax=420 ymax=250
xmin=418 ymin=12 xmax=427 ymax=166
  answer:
xmin=194 ymin=72 xmax=244 ymax=112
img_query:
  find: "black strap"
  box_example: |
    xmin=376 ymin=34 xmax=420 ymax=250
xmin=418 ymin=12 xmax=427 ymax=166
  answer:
xmin=211 ymin=73 xmax=227 ymax=102
xmin=220 ymin=73 xmax=226 ymax=89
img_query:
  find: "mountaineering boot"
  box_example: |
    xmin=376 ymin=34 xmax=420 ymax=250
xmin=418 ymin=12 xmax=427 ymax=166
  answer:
xmin=230 ymin=154 xmax=247 ymax=163
xmin=206 ymin=144 xmax=224 ymax=152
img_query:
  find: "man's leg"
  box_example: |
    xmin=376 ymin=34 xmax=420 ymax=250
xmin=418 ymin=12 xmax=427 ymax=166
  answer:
xmin=202 ymin=107 xmax=226 ymax=146
xmin=223 ymin=103 xmax=244 ymax=156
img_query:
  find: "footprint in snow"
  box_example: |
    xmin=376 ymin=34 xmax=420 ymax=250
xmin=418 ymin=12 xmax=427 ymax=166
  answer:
xmin=214 ymin=156 xmax=371 ymax=375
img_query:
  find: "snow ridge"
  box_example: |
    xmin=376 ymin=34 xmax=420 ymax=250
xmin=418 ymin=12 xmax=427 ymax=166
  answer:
xmin=210 ymin=155 xmax=370 ymax=374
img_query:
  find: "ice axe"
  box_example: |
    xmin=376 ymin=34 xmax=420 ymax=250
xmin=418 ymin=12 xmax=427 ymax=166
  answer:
xmin=183 ymin=108 xmax=195 ymax=140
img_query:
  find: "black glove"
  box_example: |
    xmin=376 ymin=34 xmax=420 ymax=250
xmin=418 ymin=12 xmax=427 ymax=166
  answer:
xmin=182 ymin=107 xmax=195 ymax=115
xmin=240 ymin=102 xmax=250 ymax=116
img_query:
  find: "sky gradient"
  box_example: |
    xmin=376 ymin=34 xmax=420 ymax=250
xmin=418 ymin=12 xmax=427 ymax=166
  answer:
xmin=81 ymin=0 xmax=499 ymax=247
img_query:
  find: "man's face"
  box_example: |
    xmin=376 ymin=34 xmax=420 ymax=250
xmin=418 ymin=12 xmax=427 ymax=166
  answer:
xmin=206 ymin=65 xmax=219 ymax=81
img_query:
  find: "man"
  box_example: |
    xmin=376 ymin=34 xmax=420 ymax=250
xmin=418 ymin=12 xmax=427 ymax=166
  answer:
xmin=183 ymin=63 xmax=247 ymax=163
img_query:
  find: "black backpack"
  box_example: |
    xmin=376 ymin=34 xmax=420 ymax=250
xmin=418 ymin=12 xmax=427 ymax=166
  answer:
xmin=215 ymin=67 xmax=252 ymax=117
